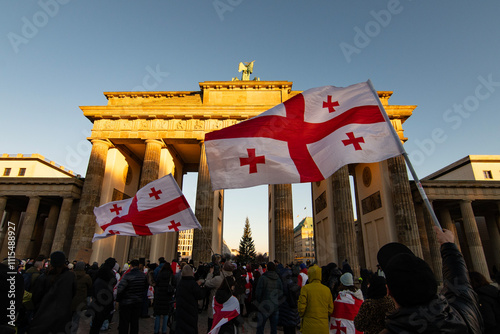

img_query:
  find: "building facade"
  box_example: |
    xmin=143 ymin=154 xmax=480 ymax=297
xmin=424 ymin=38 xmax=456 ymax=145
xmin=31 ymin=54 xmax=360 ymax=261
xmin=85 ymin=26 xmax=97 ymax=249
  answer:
xmin=293 ymin=217 xmax=315 ymax=263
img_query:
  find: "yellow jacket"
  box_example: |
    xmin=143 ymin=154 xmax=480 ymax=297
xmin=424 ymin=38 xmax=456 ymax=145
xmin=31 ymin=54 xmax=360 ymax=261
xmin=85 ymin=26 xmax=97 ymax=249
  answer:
xmin=297 ymin=265 xmax=334 ymax=334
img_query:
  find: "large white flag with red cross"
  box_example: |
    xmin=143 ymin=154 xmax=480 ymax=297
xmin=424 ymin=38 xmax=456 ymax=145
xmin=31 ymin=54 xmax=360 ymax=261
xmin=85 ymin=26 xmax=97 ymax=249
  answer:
xmin=205 ymin=81 xmax=404 ymax=190
xmin=92 ymin=174 xmax=201 ymax=242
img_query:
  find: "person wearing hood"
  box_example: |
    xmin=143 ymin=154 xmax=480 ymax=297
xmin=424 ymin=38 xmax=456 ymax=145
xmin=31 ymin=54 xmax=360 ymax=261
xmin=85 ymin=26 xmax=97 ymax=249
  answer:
xmin=297 ymin=264 xmax=333 ymax=334
xmin=209 ymin=276 xmax=242 ymax=334
xmin=377 ymin=227 xmax=483 ymax=333
xmin=175 ymin=264 xmax=204 ymax=333
xmin=255 ymin=262 xmax=283 ymax=334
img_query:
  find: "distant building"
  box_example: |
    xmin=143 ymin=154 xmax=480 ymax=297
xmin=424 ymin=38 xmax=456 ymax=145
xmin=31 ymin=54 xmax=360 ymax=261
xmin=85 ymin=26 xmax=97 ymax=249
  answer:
xmin=178 ymin=229 xmax=193 ymax=261
xmin=0 ymin=153 xmax=83 ymax=260
xmin=294 ymin=217 xmax=315 ymax=263
xmin=423 ymin=155 xmax=500 ymax=181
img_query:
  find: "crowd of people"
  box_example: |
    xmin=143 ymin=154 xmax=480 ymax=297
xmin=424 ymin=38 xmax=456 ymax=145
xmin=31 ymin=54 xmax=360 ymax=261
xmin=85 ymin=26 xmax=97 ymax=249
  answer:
xmin=1 ymin=226 xmax=500 ymax=333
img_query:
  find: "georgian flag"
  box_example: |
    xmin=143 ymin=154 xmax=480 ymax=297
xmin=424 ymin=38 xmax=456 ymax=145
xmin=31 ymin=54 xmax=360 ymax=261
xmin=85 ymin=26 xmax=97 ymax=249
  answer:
xmin=330 ymin=291 xmax=364 ymax=334
xmin=92 ymin=174 xmax=201 ymax=242
xmin=205 ymin=81 xmax=404 ymax=190
xmin=209 ymin=295 xmax=240 ymax=334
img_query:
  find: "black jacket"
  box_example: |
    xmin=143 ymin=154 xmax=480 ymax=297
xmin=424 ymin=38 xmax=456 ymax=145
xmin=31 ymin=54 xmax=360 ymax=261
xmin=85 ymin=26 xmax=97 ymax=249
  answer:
xmin=29 ymin=268 xmax=76 ymax=334
xmin=474 ymin=284 xmax=500 ymax=334
xmin=175 ymin=276 xmax=203 ymax=334
xmin=116 ymin=267 xmax=148 ymax=306
xmin=383 ymin=243 xmax=483 ymax=333
xmin=153 ymin=269 xmax=174 ymax=315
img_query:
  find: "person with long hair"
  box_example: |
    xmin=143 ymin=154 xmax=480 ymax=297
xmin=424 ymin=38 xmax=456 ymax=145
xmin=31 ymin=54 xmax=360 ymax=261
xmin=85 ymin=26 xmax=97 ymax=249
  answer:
xmin=469 ymin=271 xmax=500 ymax=334
xmin=209 ymin=276 xmax=242 ymax=334
xmin=153 ymin=261 xmax=174 ymax=334
xmin=88 ymin=257 xmax=117 ymax=334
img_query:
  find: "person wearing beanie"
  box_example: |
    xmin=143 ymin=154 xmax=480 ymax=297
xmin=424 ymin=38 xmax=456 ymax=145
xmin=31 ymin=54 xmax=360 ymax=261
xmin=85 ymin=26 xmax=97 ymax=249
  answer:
xmin=377 ymin=227 xmax=483 ymax=333
xmin=298 ymin=264 xmax=333 ymax=333
xmin=29 ymin=251 xmax=76 ymax=334
xmin=354 ymin=274 xmax=395 ymax=334
xmin=329 ymin=272 xmax=363 ymax=333
xmin=175 ymin=258 xmax=203 ymax=333
xmin=255 ymin=261 xmax=283 ymax=334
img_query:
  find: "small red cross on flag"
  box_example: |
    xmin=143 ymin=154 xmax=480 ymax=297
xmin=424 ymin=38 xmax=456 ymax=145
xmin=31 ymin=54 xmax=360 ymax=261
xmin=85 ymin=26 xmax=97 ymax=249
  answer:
xmin=205 ymin=81 xmax=404 ymax=190
xmin=92 ymin=174 xmax=201 ymax=242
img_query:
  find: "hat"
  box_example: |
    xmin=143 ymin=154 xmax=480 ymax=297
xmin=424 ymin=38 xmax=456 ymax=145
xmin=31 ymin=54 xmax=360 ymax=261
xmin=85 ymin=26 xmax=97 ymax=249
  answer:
xmin=182 ymin=264 xmax=194 ymax=277
xmin=68 ymin=263 xmax=74 ymax=270
xmin=223 ymin=261 xmax=234 ymax=273
xmin=75 ymin=261 xmax=85 ymax=271
xmin=366 ymin=275 xmax=387 ymax=299
xmin=377 ymin=242 xmax=415 ymax=271
xmin=300 ymin=263 xmax=307 ymax=270
xmin=104 ymin=257 xmax=116 ymax=268
xmin=381 ymin=248 xmax=437 ymax=306
xmin=340 ymin=272 xmax=354 ymax=286
xmin=50 ymin=251 xmax=66 ymax=268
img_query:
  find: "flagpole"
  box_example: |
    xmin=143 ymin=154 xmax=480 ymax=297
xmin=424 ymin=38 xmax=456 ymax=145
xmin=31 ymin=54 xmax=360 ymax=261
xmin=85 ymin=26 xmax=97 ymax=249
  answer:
xmin=367 ymin=80 xmax=442 ymax=230
xmin=198 ymin=227 xmax=233 ymax=290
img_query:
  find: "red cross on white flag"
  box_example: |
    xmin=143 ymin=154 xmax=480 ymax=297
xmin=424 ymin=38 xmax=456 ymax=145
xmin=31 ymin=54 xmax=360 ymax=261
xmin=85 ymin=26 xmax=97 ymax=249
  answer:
xmin=92 ymin=174 xmax=201 ymax=242
xmin=208 ymin=295 xmax=240 ymax=334
xmin=205 ymin=81 xmax=404 ymax=190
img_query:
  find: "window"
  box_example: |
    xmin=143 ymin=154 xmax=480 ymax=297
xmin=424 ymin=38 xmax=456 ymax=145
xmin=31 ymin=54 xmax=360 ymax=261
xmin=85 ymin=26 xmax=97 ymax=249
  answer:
xmin=483 ymin=170 xmax=493 ymax=179
xmin=3 ymin=168 xmax=11 ymax=176
xmin=18 ymin=168 xmax=26 ymax=176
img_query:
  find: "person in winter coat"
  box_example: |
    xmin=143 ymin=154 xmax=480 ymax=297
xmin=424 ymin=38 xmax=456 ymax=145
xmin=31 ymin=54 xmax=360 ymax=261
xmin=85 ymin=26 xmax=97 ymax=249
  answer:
xmin=29 ymin=251 xmax=76 ymax=334
xmin=255 ymin=261 xmax=283 ymax=334
xmin=175 ymin=264 xmax=204 ymax=334
xmin=377 ymin=226 xmax=484 ymax=333
xmin=202 ymin=261 xmax=234 ymax=330
xmin=209 ymin=276 xmax=242 ymax=334
xmin=153 ymin=262 xmax=174 ymax=334
xmin=71 ymin=261 xmax=92 ymax=334
xmin=330 ymin=272 xmax=364 ymax=333
xmin=469 ymin=271 xmax=500 ymax=334
xmin=116 ymin=259 xmax=148 ymax=334
xmin=354 ymin=274 xmax=395 ymax=334
xmin=297 ymin=264 xmax=333 ymax=334
xmin=278 ymin=267 xmax=300 ymax=334
xmin=88 ymin=257 xmax=117 ymax=334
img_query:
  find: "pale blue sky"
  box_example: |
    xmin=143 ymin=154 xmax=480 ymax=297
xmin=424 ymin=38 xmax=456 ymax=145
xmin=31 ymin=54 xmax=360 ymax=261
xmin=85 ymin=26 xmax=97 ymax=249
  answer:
xmin=1 ymin=1 xmax=499 ymax=253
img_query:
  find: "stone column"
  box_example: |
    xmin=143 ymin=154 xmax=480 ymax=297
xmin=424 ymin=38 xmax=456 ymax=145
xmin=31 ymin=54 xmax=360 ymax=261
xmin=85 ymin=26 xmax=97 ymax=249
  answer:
xmin=460 ymin=200 xmax=489 ymax=278
xmin=271 ymin=184 xmax=294 ymax=265
xmin=438 ymin=207 xmax=461 ymax=252
xmin=129 ymin=139 xmax=163 ymax=261
xmin=39 ymin=204 xmax=60 ymax=257
xmin=192 ymin=143 xmax=215 ymax=263
xmin=0 ymin=197 xmax=8 ymax=251
xmin=0 ymin=211 xmax=20 ymax=260
xmin=331 ymin=166 xmax=359 ymax=277
xmin=387 ymin=155 xmax=423 ymax=258
xmin=415 ymin=202 xmax=432 ymax=264
xmin=423 ymin=200 xmax=442 ymax=283
xmin=17 ymin=196 xmax=41 ymax=259
xmin=69 ymin=139 xmax=112 ymax=260
xmin=485 ymin=210 xmax=500 ymax=271
xmin=51 ymin=197 xmax=74 ymax=253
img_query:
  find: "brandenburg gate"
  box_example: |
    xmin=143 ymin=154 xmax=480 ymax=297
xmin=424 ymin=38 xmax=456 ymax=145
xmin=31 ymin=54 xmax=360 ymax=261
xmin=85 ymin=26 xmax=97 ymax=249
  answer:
xmin=67 ymin=77 xmax=421 ymax=271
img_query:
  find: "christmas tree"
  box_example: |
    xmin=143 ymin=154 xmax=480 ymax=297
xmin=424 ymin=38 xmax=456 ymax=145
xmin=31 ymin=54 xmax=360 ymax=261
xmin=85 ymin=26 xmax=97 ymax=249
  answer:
xmin=237 ymin=217 xmax=256 ymax=264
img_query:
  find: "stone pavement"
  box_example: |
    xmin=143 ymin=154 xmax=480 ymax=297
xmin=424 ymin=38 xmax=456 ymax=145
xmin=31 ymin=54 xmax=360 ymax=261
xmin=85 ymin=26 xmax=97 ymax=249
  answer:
xmin=77 ymin=305 xmax=287 ymax=333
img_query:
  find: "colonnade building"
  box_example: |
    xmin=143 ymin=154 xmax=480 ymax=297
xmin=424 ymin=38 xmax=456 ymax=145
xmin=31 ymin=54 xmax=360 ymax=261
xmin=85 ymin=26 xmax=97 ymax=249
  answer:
xmin=1 ymin=79 xmax=499 ymax=282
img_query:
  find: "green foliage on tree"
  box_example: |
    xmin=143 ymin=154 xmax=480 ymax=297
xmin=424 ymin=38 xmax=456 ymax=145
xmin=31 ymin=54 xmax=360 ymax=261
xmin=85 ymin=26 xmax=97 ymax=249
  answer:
xmin=237 ymin=217 xmax=256 ymax=264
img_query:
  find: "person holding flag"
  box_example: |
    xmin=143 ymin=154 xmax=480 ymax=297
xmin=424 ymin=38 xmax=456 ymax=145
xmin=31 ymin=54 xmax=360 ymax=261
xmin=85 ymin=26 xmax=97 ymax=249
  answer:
xmin=208 ymin=276 xmax=242 ymax=334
